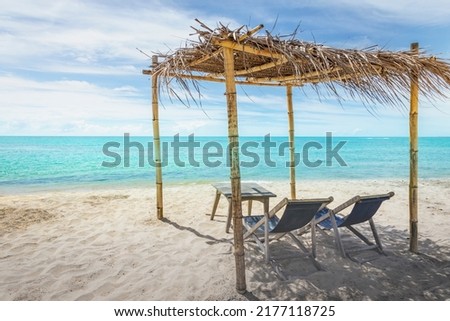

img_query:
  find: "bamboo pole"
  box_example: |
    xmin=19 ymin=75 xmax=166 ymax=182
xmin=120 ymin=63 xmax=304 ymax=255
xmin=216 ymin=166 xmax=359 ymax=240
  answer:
xmin=223 ymin=47 xmax=246 ymax=293
xmin=152 ymin=55 xmax=163 ymax=220
xmin=286 ymin=86 xmax=296 ymax=199
xmin=143 ymin=70 xmax=361 ymax=87
xmin=409 ymin=43 xmax=419 ymax=253
xmin=234 ymin=57 xmax=288 ymax=76
xmin=188 ymin=24 xmax=263 ymax=68
xmin=211 ymin=38 xmax=284 ymax=59
xmin=237 ymin=24 xmax=264 ymax=41
xmin=189 ymin=48 xmax=223 ymax=67
xmin=143 ymin=70 xmax=288 ymax=87
xmin=254 ymin=67 xmax=344 ymax=83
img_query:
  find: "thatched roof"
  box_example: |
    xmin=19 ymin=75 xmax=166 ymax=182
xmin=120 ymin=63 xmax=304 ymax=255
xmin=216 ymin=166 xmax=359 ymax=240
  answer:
xmin=145 ymin=20 xmax=450 ymax=106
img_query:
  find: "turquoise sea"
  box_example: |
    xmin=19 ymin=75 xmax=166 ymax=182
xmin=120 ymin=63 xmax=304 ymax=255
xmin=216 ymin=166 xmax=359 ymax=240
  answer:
xmin=0 ymin=136 xmax=449 ymax=194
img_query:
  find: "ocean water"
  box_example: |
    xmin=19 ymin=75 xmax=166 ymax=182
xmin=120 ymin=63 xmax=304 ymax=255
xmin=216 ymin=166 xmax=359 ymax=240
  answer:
xmin=0 ymin=135 xmax=449 ymax=193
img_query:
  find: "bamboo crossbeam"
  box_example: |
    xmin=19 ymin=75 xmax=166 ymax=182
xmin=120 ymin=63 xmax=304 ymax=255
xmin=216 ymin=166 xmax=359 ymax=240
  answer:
xmin=269 ymin=69 xmax=374 ymax=86
xmin=247 ymin=65 xmax=382 ymax=84
xmin=284 ymin=72 xmax=356 ymax=86
xmin=188 ymin=24 xmax=266 ymax=69
xmin=248 ymin=67 xmax=343 ymax=83
xmin=197 ymin=25 xmax=262 ymax=74
xmin=212 ymin=38 xmax=284 ymax=59
xmin=409 ymin=42 xmax=419 ymax=253
xmin=300 ymin=65 xmax=381 ymax=82
xmin=143 ymin=70 xmax=288 ymax=86
xmin=237 ymin=24 xmax=264 ymax=42
xmin=234 ymin=57 xmax=288 ymax=76
xmin=143 ymin=69 xmax=357 ymax=87
xmin=189 ymin=48 xmax=223 ymax=67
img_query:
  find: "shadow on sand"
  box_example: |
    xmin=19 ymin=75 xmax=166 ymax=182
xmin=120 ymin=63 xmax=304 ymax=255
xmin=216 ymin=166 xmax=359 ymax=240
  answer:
xmin=160 ymin=215 xmax=449 ymax=300
xmin=243 ymin=224 xmax=450 ymax=300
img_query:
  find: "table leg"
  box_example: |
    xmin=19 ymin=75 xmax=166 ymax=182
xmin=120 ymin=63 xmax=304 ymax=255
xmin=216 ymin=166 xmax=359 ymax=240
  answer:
xmin=226 ymin=199 xmax=232 ymax=233
xmin=247 ymin=200 xmax=253 ymax=216
xmin=311 ymin=218 xmax=317 ymax=258
xmin=263 ymin=199 xmax=269 ymax=217
xmin=210 ymin=191 xmax=221 ymax=220
xmin=264 ymin=198 xmax=270 ymax=262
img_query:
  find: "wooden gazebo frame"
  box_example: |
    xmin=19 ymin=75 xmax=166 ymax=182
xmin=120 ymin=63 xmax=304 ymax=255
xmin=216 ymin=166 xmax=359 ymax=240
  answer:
xmin=143 ymin=21 xmax=450 ymax=293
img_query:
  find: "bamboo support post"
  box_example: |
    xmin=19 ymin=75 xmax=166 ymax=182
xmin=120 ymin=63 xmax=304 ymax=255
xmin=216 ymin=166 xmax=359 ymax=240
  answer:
xmin=409 ymin=43 xmax=419 ymax=253
xmin=152 ymin=55 xmax=163 ymax=220
xmin=223 ymin=47 xmax=246 ymax=293
xmin=286 ymin=86 xmax=296 ymax=199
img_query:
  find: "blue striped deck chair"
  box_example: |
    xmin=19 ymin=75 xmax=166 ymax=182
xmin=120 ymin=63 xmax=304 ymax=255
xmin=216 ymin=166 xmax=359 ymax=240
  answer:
xmin=315 ymin=192 xmax=394 ymax=261
xmin=243 ymin=197 xmax=333 ymax=278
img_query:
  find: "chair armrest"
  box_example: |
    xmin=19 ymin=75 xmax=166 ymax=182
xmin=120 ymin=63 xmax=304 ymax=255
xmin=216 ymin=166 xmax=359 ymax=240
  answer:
xmin=268 ymin=198 xmax=288 ymax=218
xmin=244 ymin=198 xmax=288 ymax=238
xmin=297 ymin=197 xmax=334 ymax=225
xmin=331 ymin=195 xmax=361 ymax=215
xmin=244 ymin=218 xmax=265 ymax=238
xmin=318 ymin=196 xmax=334 ymax=211
xmin=359 ymin=191 xmax=395 ymax=201
xmin=314 ymin=196 xmax=360 ymax=227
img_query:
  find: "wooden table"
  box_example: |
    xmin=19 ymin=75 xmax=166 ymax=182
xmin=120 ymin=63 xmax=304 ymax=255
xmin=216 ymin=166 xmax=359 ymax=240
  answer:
xmin=210 ymin=182 xmax=277 ymax=233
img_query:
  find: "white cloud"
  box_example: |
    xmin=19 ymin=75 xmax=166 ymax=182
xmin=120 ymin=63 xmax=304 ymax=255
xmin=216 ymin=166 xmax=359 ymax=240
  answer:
xmin=2 ymin=73 xmax=448 ymax=136
xmin=1 ymin=1 xmax=449 ymax=136
xmin=0 ymin=0 xmax=233 ymax=75
xmin=0 ymin=74 xmax=150 ymax=134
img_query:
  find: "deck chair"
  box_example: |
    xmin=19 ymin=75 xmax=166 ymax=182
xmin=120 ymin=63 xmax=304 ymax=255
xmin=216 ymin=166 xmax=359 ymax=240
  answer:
xmin=243 ymin=197 xmax=333 ymax=278
xmin=314 ymin=192 xmax=394 ymax=261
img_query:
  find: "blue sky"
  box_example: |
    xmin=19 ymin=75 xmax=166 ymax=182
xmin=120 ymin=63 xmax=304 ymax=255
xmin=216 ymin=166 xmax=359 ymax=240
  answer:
xmin=1 ymin=0 xmax=450 ymax=136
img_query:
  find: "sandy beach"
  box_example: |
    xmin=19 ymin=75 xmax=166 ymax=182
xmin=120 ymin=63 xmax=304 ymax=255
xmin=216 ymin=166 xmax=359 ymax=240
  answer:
xmin=0 ymin=179 xmax=449 ymax=301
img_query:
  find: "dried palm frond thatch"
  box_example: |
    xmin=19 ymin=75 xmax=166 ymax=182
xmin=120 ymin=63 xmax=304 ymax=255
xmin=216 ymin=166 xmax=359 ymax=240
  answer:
xmin=146 ymin=20 xmax=450 ymax=107
xmin=143 ymin=21 xmax=450 ymax=289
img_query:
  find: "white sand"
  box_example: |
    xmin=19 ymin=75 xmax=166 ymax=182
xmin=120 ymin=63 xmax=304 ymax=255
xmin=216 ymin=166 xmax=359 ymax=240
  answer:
xmin=0 ymin=179 xmax=449 ymax=301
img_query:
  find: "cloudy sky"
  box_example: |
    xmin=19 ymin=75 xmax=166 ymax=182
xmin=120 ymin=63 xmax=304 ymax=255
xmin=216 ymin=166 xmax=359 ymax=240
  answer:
xmin=1 ymin=0 xmax=450 ymax=136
